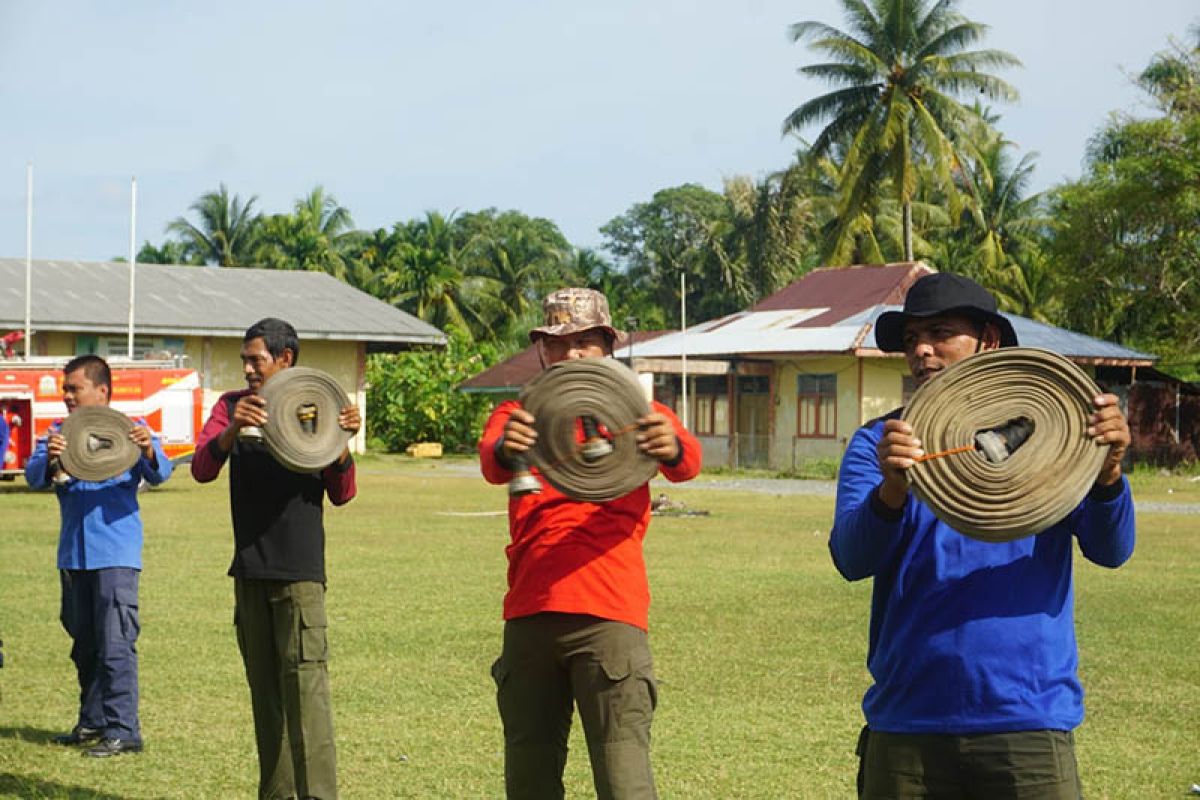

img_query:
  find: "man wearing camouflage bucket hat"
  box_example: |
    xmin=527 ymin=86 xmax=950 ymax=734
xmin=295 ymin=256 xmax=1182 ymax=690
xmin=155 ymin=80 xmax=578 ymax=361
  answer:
xmin=479 ymin=288 xmax=702 ymax=799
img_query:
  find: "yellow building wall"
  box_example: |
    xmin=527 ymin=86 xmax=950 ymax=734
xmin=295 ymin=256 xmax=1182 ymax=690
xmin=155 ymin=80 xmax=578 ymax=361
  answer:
xmin=862 ymin=357 xmax=910 ymax=422
xmin=770 ymin=355 xmax=915 ymax=469
xmin=37 ymin=332 xmax=75 ymax=356
xmin=772 ymin=356 xmax=857 ymax=468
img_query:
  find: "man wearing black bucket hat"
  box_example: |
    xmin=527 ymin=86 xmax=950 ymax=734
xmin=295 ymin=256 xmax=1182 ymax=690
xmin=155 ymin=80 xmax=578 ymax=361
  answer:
xmin=830 ymin=272 xmax=1136 ymax=798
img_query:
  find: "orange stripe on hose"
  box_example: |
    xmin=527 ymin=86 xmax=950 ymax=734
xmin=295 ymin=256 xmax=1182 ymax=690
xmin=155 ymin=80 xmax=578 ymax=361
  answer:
xmin=914 ymin=443 xmax=975 ymax=463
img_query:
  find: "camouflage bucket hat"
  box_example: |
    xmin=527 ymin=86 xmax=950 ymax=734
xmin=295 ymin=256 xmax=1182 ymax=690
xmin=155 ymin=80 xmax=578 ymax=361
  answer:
xmin=529 ymin=288 xmax=625 ymax=344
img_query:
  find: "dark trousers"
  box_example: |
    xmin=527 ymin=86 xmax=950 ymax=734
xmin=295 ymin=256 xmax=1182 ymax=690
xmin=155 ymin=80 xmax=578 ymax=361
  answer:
xmin=492 ymin=613 xmax=659 ymax=800
xmin=234 ymin=578 xmax=337 ymax=800
xmin=857 ymin=727 xmax=1082 ymax=799
xmin=59 ymin=568 xmax=141 ymax=742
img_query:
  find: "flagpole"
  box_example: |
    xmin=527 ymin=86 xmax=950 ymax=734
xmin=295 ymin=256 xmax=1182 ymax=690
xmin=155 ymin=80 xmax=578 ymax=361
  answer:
xmin=127 ymin=177 xmax=137 ymax=359
xmin=24 ymin=163 xmax=33 ymax=361
xmin=680 ymin=270 xmax=688 ymax=427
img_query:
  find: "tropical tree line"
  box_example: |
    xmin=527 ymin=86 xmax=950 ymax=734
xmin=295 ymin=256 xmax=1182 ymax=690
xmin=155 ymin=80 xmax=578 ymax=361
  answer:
xmin=135 ymin=2 xmax=1199 ymax=386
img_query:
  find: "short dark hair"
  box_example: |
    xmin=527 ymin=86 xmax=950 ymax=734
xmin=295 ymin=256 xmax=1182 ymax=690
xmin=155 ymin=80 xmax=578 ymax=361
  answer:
xmin=63 ymin=354 xmax=112 ymax=394
xmin=244 ymin=318 xmax=300 ymax=364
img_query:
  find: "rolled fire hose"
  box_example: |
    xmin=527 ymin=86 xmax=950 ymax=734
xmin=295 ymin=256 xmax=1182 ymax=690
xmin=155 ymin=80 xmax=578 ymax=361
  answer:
xmin=59 ymin=406 xmax=140 ymax=481
xmin=902 ymin=347 xmax=1108 ymax=542
xmin=258 ymin=366 xmax=352 ymax=473
xmin=519 ymin=357 xmax=657 ymax=502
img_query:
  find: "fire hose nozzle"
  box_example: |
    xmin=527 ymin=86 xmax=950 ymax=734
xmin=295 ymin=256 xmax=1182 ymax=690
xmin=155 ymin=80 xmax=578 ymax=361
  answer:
xmin=508 ymin=452 xmax=542 ymax=496
xmin=580 ymin=416 xmax=613 ymax=462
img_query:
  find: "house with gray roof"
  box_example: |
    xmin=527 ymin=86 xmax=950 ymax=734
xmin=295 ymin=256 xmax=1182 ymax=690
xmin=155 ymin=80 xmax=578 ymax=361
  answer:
xmin=633 ymin=262 xmax=1156 ymax=469
xmin=1 ymin=258 xmax=445 ymax=452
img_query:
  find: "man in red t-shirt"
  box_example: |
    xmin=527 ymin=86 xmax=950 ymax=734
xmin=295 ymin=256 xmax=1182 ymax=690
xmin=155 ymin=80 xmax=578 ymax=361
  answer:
xmin=479 ymin=288 xmax=701 ymax=800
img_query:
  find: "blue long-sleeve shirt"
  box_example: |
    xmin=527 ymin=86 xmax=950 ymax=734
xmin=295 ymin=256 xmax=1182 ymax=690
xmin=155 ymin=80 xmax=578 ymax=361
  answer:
xmin=830 ymin=412 xmax=1135 ymax=735
xmin=25 ymin=419 xmax=173 ymax=570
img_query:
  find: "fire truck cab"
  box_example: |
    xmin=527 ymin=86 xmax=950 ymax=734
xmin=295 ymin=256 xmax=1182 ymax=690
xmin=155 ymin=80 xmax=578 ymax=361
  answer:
xmin=0 ymin=359 xmax=202 ymax=481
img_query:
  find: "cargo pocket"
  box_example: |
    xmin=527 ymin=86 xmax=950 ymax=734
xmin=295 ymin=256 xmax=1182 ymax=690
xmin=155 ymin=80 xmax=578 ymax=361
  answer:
xmin=299 ymin=604 xmax=329 ymax=663
xmin=113 ymin=584 xmax=141 ymax=642
xmin=598 ymin=650 xmax=657 ymax=733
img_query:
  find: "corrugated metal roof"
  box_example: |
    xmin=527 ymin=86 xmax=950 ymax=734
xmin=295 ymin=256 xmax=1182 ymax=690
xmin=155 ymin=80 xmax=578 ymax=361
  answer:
xmin=1004 ymin=315 xmax=1155 ymax=362
xmin=752 ymin=261 xmax=929 ymax=315
xmin=634 ymin=310 xmax=866 ymax=357
xmin=636 ymin=303 xmax=1155 ymax=363
xmin=0 ymin=258 xmax=445 ymax=349
xmin=630 ymin=263 xmax=1155 ymax=363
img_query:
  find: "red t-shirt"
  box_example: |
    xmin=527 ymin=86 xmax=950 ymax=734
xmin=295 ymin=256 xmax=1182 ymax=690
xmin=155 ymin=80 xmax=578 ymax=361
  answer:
xmin=479 ymin=398 xmax=701 ymax=631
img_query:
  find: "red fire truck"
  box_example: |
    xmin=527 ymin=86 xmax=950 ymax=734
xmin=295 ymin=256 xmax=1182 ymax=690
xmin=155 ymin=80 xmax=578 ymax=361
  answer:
xmin=0 ymin=360 xmax=203 ymax=481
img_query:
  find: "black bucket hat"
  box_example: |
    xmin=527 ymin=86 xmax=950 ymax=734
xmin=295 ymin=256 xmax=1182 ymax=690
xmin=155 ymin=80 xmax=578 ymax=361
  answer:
xmin=874 ymin=272 xmax=1018 ymax=353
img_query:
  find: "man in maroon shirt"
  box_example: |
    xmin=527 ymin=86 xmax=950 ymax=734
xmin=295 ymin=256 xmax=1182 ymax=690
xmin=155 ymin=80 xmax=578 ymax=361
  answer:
xmin=191 ymin=318 xmax=359 ymax=800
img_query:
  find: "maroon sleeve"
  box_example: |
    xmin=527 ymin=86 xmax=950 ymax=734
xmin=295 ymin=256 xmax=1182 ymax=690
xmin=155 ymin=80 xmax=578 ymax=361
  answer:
xmin=191 ymin=392 xmax=237 ymax=483
xmin=321 ymin=455 xmax=357 ymax=506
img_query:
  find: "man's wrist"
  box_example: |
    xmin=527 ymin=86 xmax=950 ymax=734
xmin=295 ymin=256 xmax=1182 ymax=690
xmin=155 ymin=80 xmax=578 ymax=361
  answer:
xmin=875 ymin=480 xmax=908 ymax=511
xmin=494 ymin=437 xmax=515 ymax=470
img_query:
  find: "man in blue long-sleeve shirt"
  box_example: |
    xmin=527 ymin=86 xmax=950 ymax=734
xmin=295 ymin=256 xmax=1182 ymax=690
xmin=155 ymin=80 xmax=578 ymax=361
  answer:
xmin=830 ymin=273 xmax=1135 ymax=799
xmin=25 ymin=355 xmax=173 ymax=758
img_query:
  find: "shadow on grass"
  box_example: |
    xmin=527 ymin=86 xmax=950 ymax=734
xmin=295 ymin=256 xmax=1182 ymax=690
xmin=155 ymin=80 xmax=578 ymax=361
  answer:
xmin=0 ymin=772 xmax=127 ymax=799
xmin=0 ymin=725 xmax=61 ymax=745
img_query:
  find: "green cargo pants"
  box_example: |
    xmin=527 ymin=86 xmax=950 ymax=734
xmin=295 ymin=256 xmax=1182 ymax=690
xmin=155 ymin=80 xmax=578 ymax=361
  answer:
xmin=234 ymin=579 xmax=337 ymax=800
xmin=856 ymin=727 xmax=1082 ymax=799
xmin=492 ymin=613 xmax=658 ymax=800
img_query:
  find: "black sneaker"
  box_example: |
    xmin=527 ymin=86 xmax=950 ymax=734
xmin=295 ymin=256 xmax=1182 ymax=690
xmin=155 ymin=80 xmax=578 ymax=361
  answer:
xmin=52 ymin=726 xmax=102 ymax=746
xmin=82 ymin=737 xmax=143 ymax=758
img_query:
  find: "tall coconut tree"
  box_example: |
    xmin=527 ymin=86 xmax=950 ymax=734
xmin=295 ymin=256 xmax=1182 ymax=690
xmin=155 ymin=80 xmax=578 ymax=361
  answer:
xmin=782 ymin=0 xmax=1020 ymax=261
xmin=959 ymin=135 xmax=1045 ymax=283
xmin=166 ymin=184 xmax=262 ymax=266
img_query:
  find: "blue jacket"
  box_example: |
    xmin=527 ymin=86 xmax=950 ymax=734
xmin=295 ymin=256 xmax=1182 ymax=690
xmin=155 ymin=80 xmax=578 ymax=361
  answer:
xmin=830 ymin=412 xmax=1135 ymax=734
xmin=25 ymin=419 xmax=173 ymax=570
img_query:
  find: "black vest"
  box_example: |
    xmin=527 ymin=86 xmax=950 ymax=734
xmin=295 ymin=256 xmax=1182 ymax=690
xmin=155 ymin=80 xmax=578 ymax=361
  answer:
xmin=224 ymin=394 xmax=327 ymax=582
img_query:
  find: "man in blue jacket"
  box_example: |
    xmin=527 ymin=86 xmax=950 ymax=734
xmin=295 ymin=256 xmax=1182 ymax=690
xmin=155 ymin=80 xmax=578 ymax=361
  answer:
xmin=830 ymin=273 xmax=1135 ymax=799
xmin=25 ymin=355 xmax=173 ymax=758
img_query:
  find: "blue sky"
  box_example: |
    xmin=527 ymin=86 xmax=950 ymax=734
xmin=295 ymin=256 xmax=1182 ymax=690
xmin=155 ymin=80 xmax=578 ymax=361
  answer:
xmin=2 ymin=0 xmax=1196 ymax=262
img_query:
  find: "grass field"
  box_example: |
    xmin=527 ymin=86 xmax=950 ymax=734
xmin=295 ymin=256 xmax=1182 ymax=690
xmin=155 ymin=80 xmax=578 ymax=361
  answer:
xmin=1 ymin=455 xmax=1197 ymax=798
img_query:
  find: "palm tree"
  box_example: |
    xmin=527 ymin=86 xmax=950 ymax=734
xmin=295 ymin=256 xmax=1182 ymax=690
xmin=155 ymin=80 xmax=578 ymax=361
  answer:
xmin=135 ymin=239 xmax=199 ymax=265
xmin=294 ymin=185 xmax=355 ymax=243
xmin=782 ymin=0 xmax=1020 ymax=261
xmin=380 ymin=211 xmax=490 ymax=340
xmin=255 ymin=186 xmax=359 ymax=279
xmin=166 ymin=184 xmax=262 ymax=266
xmin=959 ymin=134 xmax=1044 ymax=283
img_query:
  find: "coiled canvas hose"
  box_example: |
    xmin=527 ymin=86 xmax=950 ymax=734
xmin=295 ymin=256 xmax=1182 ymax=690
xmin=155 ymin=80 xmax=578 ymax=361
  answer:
xmin=59 ymin=406 xmax=139 ymax=481
xmin=903 ymin=347 xmax=1108 ymax=542
xmin=519 ymin=357 xmax=657 ymax=502
xmin=258 ymin=366 xmax=352 ymax=473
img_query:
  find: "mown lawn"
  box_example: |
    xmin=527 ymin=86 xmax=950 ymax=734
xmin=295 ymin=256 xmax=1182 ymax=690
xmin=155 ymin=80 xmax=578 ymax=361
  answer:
xmin=0 ymin=455 xmax=1196 ymax=798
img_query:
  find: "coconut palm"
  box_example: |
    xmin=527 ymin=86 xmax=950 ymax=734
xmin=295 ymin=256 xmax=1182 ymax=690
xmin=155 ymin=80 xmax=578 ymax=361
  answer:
xmin=166 ymin=184 xmax=262 ymax=266
xmin=381 ymin=211 xmax=490 ymax=340
xmin=255 ymin=186 xmax=359 ymax=279
xmin=959 ymin=135 xmax=1045 ymax=282
xmin=782 ymin=0 xmax=1020 ymax=261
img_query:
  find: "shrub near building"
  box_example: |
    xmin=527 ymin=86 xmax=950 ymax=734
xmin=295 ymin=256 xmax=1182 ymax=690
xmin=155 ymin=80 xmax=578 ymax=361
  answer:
xmin=366 ymin=334 xmax=501 ymax=453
